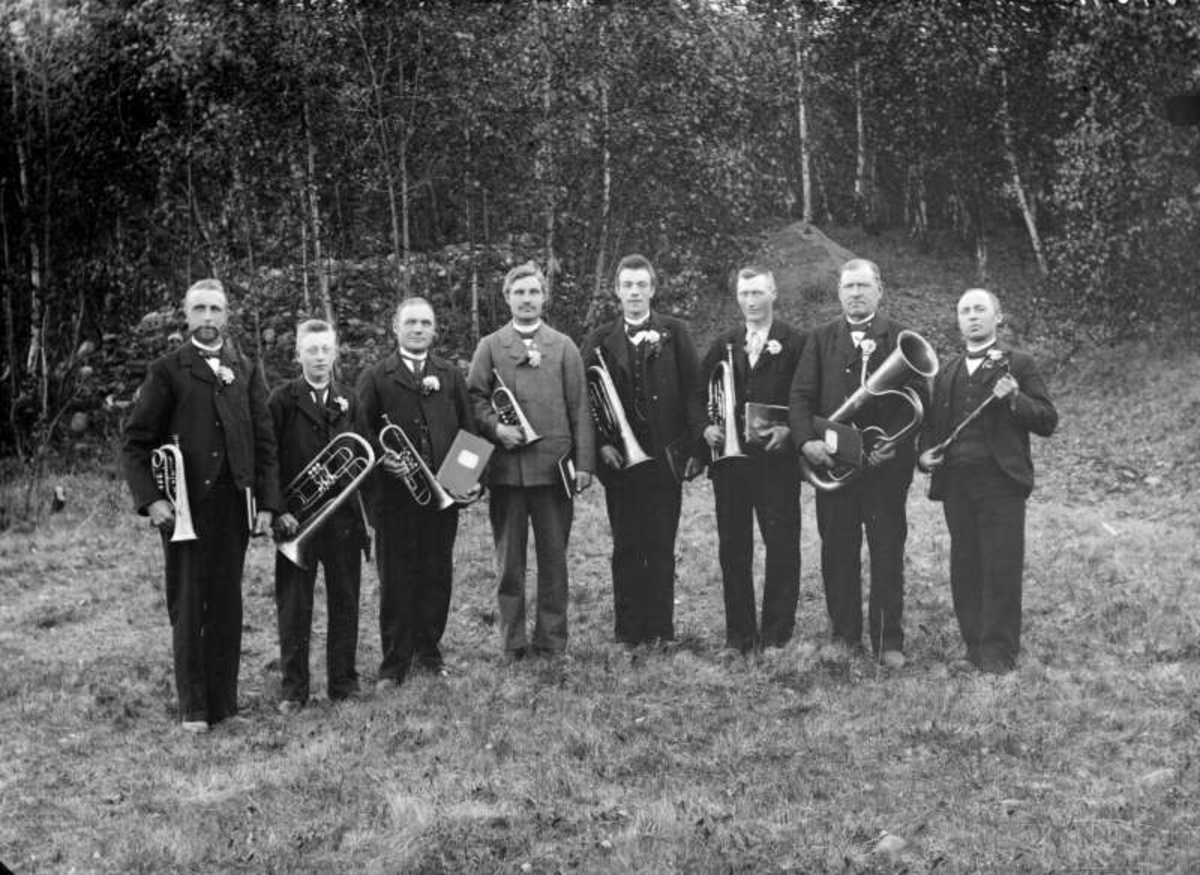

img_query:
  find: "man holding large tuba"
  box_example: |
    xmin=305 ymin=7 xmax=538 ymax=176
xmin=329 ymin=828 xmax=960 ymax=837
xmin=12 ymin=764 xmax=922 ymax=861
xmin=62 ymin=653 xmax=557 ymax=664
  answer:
xmin=357 ymin=297 xmax=477 ymax=690
xmin=580 ymin=254 xmax=704 ymax=647
xmin=467 ymin=263 xmax=594 ymax=661
xmin=918 ymin=290 xmax=1057 ymax=674
xmin=699 ymin=266 xmax=806 ymax=655
xmin=269 ymin=320 xmax=369 ymax=713
xmin=788 ymin=259 xmax=926 ymax=669
xmin=122 ymin=279 xmax=279 ymax=733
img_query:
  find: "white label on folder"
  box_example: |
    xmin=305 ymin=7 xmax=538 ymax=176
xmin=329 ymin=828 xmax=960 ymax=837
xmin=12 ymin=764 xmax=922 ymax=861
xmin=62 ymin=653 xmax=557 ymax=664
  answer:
xmin=457 ymin=449 xmax=480 ymax=469
xmin=824 ymin=429 xmax=839 ymax=453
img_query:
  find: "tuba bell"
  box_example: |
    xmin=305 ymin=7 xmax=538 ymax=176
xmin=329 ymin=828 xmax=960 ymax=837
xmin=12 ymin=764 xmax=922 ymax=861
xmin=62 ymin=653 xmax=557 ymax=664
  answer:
xmin=276 ymin=432 xmax=376 ymax=569
xmin=801 ymin=329 xmax=938 ymax=492
xmin=378 ymin=415 xmax=457 ymax=511
xmin=707 ymin=342 xmax=748 ymax=464
xmin=151 ymin=435 xmax=198 ymax=542
xmin=587 ymin=348 xmax=652 ymax=469
xmin=491 ymin=369 xmax=542 ymax=445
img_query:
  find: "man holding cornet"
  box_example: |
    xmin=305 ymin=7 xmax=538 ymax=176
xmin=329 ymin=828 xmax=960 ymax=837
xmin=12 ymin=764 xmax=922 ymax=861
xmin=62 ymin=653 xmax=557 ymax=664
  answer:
xmin=467 ymin=263 xmax=594 ymax=661
xmin=580 ymin=254 xmax=704 ymax=647
xmin=123 ymin=278 xmax=279 ymax=734
xmin=699 ymin=266 xmax=806 ymax=655
xmin=358 ymin=297 xmax=477 ymax=690
xmin=918 ymin=289 xmax=1057 ymax=675
xmin=269 ymin=319 xmax=368 ymax=713
xmin=788 ymin=259 xmax=927 ymax=669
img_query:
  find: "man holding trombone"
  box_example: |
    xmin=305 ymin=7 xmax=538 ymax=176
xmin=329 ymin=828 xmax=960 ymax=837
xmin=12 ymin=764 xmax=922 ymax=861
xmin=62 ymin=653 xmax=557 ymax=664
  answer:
xmin=699 ymin=266 xmax=806 ymax=655
xmin=467 ymin=262 xmax=594 ymax=661
xmin=269 ymin=319 xmax=369 ymax=713
xmin=358 ymin=297 xmax=477 ymax=689
xmin=122 ymin=278 xmax=279 ymax=734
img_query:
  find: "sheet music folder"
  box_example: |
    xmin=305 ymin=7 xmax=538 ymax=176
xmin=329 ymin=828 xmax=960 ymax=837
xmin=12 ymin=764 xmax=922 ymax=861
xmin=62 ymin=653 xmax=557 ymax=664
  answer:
xmin=435 ymin=430 xmax=494 ymax=498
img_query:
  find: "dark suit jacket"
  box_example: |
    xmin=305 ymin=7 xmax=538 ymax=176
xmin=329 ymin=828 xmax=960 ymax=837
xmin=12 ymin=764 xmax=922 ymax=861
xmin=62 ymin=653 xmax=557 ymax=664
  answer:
xmin=920 ymin=348 xmax=1058 ymax=500
xmin=123 ymin=340 xmax=280 ymax=515
xmin=356 ymin=351 xmax=477 ymax=521
xmin=466 ymin=323 xmax=594 ymax=488
xmin=698 ymin=319 xmax=806 ymax=467
xmin=268 ymin=376 xmax=367 ymax=535
xmin=580 ymin=312 xmax=704 ymax=483
xmin=788 ymin=314 xmax=927 ymax=469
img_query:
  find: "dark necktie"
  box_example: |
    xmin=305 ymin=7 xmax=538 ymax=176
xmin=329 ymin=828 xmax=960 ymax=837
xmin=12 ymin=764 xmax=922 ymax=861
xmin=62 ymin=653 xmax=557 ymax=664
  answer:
xmin=965 ymin=345 xmax=995 ymax=360
xmin=402 ymin=354 xmax=425 ymax=377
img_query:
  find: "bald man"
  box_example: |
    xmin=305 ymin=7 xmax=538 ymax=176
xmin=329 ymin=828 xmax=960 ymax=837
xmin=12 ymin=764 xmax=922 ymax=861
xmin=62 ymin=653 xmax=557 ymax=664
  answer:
xmin=123 ymin=278 xmax=279 ymax=733
xmin=919 ymin=289 xmax=1057 ymax=674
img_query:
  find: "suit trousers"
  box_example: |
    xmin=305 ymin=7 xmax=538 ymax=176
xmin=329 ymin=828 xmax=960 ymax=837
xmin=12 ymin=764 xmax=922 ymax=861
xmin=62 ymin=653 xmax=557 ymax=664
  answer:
xmin=941 ymin=462 xmax=1027 ymax=671
xmin=490 ymin=485 xmax=572 ymax=654
xmin=274 ymin=512 xmax=362 ymax=703
xmin=814 ymin=462 xmax=911 ymax=654
xmin=712 ymin=453 xmax=801 ymax=652
xmin=605 ymin=458 xmax=681 ymax=645
xmin=163 ymin=480 xmax=248 ymax=723
xmin=375 ymin=501 xmax=460 ymax=681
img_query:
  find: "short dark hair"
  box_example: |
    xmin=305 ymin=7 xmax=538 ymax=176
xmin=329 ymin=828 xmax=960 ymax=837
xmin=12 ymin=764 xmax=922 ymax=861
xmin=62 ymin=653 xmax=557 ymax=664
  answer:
xmin=614 ymin=254 xmax=656 ymax=290
xmin=736 ymin=265 xmax=775 ymax=291
xmin=502 ymin=261 xmax=546 ymax=297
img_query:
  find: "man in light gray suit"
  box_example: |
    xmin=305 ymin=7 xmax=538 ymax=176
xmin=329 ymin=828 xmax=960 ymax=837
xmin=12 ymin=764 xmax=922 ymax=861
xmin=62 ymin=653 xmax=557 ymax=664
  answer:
xmin=467 ymin=261 xmax=595 ymax=659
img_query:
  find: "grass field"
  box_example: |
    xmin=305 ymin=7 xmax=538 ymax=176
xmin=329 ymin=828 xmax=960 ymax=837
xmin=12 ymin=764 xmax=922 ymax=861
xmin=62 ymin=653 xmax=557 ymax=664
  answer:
xmin=3 ymin=337 xmax=1199 ymax=873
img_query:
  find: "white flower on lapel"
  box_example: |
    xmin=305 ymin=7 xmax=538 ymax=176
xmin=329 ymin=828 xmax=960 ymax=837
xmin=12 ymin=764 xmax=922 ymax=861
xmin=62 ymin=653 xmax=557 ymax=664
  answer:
xmin=334 ymin=396 xmax=349 ymax=413
xmin=524 ymin=348 xmax=542 ymax=368
xmin=981 ymin=348 xmax=1010 ymax=371
xmin=421 ymin=375 xmax=441 ymax=395
xmin=858 ymin=339 xmax=876 ymax=357
xmin=216 ymin=365 xmax=235 ymax=385
xmin=765 ymin=339 xmax=782 ymax=356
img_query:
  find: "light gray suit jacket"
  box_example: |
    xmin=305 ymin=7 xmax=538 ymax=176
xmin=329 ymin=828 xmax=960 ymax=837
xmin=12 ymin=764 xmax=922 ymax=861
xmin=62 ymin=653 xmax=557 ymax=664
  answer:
xmin=467 ymin=322 xmax=595 ymax=487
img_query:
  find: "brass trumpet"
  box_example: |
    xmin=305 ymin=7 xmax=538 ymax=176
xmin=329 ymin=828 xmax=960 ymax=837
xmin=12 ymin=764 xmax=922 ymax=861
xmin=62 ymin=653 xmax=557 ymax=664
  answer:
xmin=802 ymin=329 xmax=938 ymax=492
xmin=150 ymin=435 xmax=198 ymax=542
xmin=491 ymin=369 xmax=542 ymax=445
xmin=707 ymin=342 xmax=748 ymax=464
xmin=587 ymin=348 xmax=652 ymax=469
xmin=378 ymin=415 xmax=456 ymax=510
xmin=276 ymin=432 xmax=376 ymax=569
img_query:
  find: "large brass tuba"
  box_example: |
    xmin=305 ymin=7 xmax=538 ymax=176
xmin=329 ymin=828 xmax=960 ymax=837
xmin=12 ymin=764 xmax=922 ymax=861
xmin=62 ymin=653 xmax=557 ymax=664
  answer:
xmin=276 ymin=432 xmax=376 ymax=569
xmin=378 ymin=415 xmax=456 ymax=510
xmin=491 ymin=369 xmax=542 ymax=445
xmin=151 ymin=435 xmax=198 ymax=542
xmin=707 ymin=342 xmax=748 ymax=464
xmin=587 ymin=348 xmax=652 ymax=469
xmin=801 ymin=329 xmax=938 ymax=492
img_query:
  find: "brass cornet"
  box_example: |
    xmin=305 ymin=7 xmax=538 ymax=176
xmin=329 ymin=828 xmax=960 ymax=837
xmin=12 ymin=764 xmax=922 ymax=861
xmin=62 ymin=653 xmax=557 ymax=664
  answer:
xmin=276 ymin=432 xmax=376 ymax=569
xmin=586 ymin=348 xmax=652 ymax=469
xmin=150 ymin=435 xmax=198 ymax=542
xmin=491 ymin=369 xmax=541 ymax=445
xmin=378 ymin=415 xmax=456 ymax=510
xmin=707 ymin=342 xmax=747 ymax=464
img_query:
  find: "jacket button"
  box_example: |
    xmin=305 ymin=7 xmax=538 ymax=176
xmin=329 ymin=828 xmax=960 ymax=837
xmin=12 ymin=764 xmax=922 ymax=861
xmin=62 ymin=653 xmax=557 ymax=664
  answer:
xmin=212 ymin=451 xmax=219 ymax=457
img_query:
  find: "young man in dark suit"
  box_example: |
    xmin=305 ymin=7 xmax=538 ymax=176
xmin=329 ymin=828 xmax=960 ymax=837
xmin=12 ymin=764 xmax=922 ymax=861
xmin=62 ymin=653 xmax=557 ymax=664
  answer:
xmin=919 ymin=289 xmax=1058 ymax=674
xmin=123 ymin=278 xmax=279 ymax=733
xmin=580 ymin=254 xmax=704 ymax=647
xmin=357 ymin=297 xmax=478 ymax=689
xmin=699 ymin=266 xmax=806 ymax=654
xmin=467 ymin=263 xmax=594 ymax=660
xmin=269 ymin=319 xmax=368 ymax=713
xmin=788 ymin=258 xmax=925 ymax=669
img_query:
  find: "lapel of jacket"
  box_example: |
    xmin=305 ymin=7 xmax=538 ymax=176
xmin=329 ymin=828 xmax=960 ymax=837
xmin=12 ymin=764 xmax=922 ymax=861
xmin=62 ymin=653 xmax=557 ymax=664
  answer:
xmin=181 ymin=343 xmax=219 ymax=387
xmin=387 ymin=351 xmax=424 ymax=394
xmin=500 ymin=323 xmax=530 ymax=366
xmin=292 ymin=378 xmax=326 ymax=429
xmin=601 ymin=318 xmax=630 ymax=377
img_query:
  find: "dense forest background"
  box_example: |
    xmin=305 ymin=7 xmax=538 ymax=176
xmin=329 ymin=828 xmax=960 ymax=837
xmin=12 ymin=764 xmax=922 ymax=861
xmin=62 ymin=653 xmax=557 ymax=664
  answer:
xmin=1 ymin=0 xmax=1198 ymax=462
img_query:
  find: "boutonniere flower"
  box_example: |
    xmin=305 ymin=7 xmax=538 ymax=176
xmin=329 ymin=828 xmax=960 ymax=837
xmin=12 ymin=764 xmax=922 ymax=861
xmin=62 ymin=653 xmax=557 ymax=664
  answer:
xmin=421 ymin=375 xmax=441 ymax=395
xmin=858 ymin=339 xmax=876 ymax=357
xmin=216 ymin=365 xmax=235 ymax=386
xmin=333 ymin=396 xmax=349 ymax=413
xmin=981 ymin=348 xmax=1009 ymax=371
xmin=765 ymin=339 xmax=782 ymax=356
xmin=524 ymin=347 xmax=542 ymax=368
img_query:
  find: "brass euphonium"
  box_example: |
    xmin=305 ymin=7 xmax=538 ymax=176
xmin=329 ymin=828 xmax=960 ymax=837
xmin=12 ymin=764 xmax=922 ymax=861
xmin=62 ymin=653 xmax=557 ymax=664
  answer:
xmin=150 ymin=435 xmax=198 ymax=542
xmin=491 ymin=369 xmax=542 ymax=445
xmin=586 ymin=348 xmax=652 ymax=469
xmin=378 ymin=415 xmax=456 ymax=510
xmin=707 ymin=342 xmax=748 ymax=464
xmin=277 ymin=432 xmax=376 ymax=569
xmin=801 ymin=329 xmax=939 ymax=492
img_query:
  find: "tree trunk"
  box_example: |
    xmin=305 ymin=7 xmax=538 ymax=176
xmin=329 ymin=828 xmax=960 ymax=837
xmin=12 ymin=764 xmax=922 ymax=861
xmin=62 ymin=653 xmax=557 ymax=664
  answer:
xmin=793 ymin=7 xmax=813 ymax=224
xmin=535 ymin=4 xmax=556 ymax=295
xmin=302 ymin=95 xmax=333 ymax=324
xmin=999 ymin=68 xmax=1048 ymax=277
xmin=291 ymin=153 xmax=311 ymax=313
xmin=589 ymin=78 xmax=612 ymax=328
